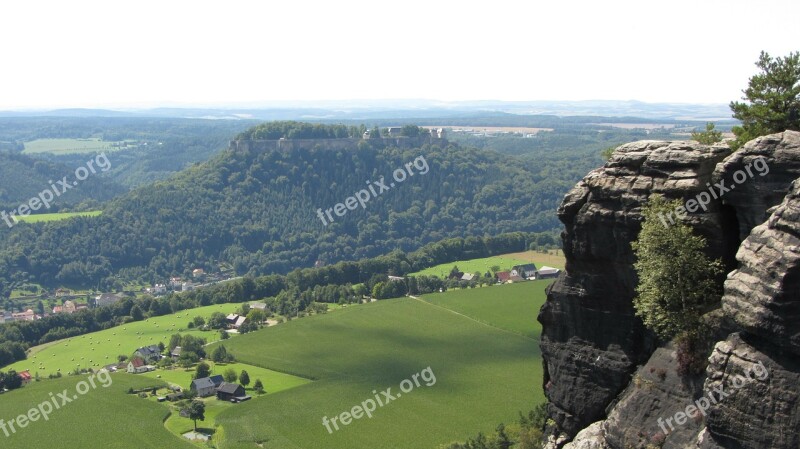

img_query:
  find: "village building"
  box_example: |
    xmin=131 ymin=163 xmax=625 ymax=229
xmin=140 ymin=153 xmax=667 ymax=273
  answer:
xmin=191 ymin=377 xmax=217 ymax=397
xmin=133 ymin=345 xmax=163 ymax=364
xmin=216 ymin=382 xmax=250 ymax=402
xmin=535 ymin=266 xmax=561 ymax=279
xmin=511 ymin=264 xmax=538 ymax=279
xmin=95 ymin=293 xmax=124 ymax=308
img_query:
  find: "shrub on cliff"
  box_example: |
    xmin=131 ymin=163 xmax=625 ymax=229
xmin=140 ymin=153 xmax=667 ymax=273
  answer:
xmin=730 ymin=51 xmax=800 ymax=149
xmin=631 ymin=195 xmax=723 ymax=340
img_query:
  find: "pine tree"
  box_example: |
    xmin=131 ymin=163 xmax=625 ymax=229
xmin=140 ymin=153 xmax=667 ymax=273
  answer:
xmin=730 ymin=51 xmax=800 ymax=149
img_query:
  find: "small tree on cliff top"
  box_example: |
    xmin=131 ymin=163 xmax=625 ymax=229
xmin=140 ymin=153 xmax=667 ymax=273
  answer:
xmin=691 ymin=122 xmax=723 ymax=145
xmin=632 ymin=195 xmax=723 ymax=340
xmin=730 ymin=51 xmax=800 ymax=149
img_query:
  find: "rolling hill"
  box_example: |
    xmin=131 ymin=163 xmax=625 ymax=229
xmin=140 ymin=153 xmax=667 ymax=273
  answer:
xmin=0 ymin=123 xmax=575 ymax=290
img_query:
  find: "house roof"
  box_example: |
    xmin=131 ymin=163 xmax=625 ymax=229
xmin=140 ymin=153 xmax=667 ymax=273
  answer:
xmin=226 ymin=313 xmax=239 ymax=321
xmin=514 ymin=264 xmax=538 ymax=272
xmin=171 ymin=346 xmax=182 ymax=356
xmin=234 ymin=316 xmax=247 ymax=327
xmin=461 ymin=273 xmax=475 ymax=281
xmin=496 ymin=271 xmax=511 ymax=281
xmin=136 ymin=345 xmax=161 ymax=357
xmin=538 ymin=266 xmax=560 ymax=275
xmin=130 ymin=358 xmax=146 ymax=368
xmin=18 ymin=370 xmax=32 ymax=380
xmin=209 ymin=375 xmax=224 ymax=386
xmin=216 ymin=382 xmax=243 ymax=394
xmin=192 ymin=377 xmax=215 ymax=390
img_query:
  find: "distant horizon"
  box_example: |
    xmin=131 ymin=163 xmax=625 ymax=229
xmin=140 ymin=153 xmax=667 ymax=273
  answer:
xmin=0 ymin=98 xmax=732 ymax=113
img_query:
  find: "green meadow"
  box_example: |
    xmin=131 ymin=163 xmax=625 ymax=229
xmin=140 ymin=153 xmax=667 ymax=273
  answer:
xmin=210 ymin=281 xmax=547 ymax=449
xmin=12 ymin=210 xmax=102 ymax=224
xmin=1 ymin=281 xmax=548 ymax=448
xmin=7 ymin=303 xmax=240 ymax=377
xmin=408 ymin=250 xmax=565 ymax=278
xmin=22 ymin=138 xmax=134 ymax=155
xmin=0 ymin=374 xmax=194 ymax=448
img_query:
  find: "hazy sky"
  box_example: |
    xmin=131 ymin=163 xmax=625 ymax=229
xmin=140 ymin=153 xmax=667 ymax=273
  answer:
xmin=1 ymin=0 xmax=798 ymax=109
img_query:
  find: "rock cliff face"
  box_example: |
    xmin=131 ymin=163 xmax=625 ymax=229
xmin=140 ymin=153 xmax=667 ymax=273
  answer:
xmin=539 ymin=131 xmax=800 ymax=449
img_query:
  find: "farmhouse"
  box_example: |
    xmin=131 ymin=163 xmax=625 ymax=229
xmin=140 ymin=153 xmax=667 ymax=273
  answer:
xmin=18 ymin=370 xmax=32 ymax=386
xmin=496 ymin=271 xmax=512 ymax=283
xmin=216 ymin=382 xmax=250 ymax=402
xmin=209 ymin=375 xmax=224 ymax=388
xmin=126 ymin=357 xmax=155 ymax=374
xmin=191 ymin=377 xmax=217 ymax=397
xmin=511 ymin=264 xmax=538 ymax=279
xmin=250 ymin=302 xmax=267 ymax=311
xmin=170 ymin=346 xmax=182 ymax=361
xmin=134 ymin=345 xmax=163 ymax=364
xmin=460 ymin=273 xmax=476 ymax=281
xmin=95 ymin=293 xmax=124 ymax=307
xmin=535 ymin=266 xmax=561 ymax=279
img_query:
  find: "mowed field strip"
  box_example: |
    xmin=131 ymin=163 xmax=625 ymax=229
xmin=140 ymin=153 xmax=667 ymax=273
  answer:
xmin=12 ymin=211 xmax=102 ymax=224
xmin=408 ymin=249 xmax=564 ymax=278
xmin=22 ymin=138 xmax=133 ymax=155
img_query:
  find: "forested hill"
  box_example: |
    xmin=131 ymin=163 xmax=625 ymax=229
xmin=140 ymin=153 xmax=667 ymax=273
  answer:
xmin=0 ymin=151 xmax=126 ymax=212
xmin=0 ymin=126 xmax=574 ymax=290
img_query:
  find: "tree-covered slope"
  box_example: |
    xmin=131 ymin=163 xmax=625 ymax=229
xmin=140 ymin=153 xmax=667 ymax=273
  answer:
xmin=0 ymin=151 xmax=125 ymax=212
xmin=0 ymin=126 xmax=576 ymax=289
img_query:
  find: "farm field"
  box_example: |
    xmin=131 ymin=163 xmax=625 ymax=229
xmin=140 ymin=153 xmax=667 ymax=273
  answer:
xmin=6 ymin=303 xmax=243 ymax=377
xmin=22 ymin=138 xmax=136 ymax=155
xmin=408 ymin=249 xmax=565 ymax=278
xmin=12 ymin=210 xmax=102 ymax=223
xmin=211 ymin=281 xmax=546 ymax=449
xmin=418 ymin=280 xmax=552 ymax=339
xmin=0 ymin=373 xmax=194 ymax=448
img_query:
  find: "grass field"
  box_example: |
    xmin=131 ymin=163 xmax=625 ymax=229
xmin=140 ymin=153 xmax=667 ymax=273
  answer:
xmin=210 ymin=281 xmax=547 ymax=449
xmin=419 ymin=280 xmax=551 ymax=339
xmin=22 ymin=138 xmax=135 ymax=155
xmin=12 ymin=210 xmax=102 ymax=224
xmin=408 ymin=249 xmax=565 ymax=279
xmin=1 ymin=279 xmax=548 ymax=448
xmin=6 ymin=303 xmax=244 ymax=377
xmin=0 ymin=373 xmax=194 ymax=448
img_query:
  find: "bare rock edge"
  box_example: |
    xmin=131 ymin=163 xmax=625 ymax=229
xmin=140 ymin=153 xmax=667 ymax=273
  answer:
xmin=539 ymin=131 xmax=800 ymax=449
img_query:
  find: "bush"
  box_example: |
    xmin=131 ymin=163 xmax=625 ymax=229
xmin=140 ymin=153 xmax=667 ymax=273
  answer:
xmin=675 ymin=330 xmax=709 ymax=376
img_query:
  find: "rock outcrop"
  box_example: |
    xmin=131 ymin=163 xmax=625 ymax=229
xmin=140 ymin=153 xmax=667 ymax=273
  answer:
xmin=539 ymin=131 xmax=800 ymax=449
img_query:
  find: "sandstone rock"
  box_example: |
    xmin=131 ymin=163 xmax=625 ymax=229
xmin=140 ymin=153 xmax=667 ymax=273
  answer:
xmin=540 ymin=140 xmax=731 ymax=437
xmin=713 ymin=130 xmax=800 ymax=241
xmin=722 ymin=179 xmax=800 ymax=355
xmin=562 ymin=422 xmax=611 ymax=449
xmin=540 ymin=132 xmax=800 ymax=448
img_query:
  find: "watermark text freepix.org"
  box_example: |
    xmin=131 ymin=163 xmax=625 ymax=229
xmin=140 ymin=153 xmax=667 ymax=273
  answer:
xmin=322 ymin=366 xmax=436 ymax=434
xmin=656 ymin=360 xmax=768 ymax=436
xmin=658 ymin=157 xmax=769 ymax=227
xmin=1 ymin=370 xmax=113 ymax=438
xmin=316 ymin=155 xmax=430 ymax=226
xmin=1 ymin=152 xmax=112 ymax=229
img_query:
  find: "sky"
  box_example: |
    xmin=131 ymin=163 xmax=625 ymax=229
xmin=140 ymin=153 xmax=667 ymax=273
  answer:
xmin=0 ymin=0 xmax=798 ymax=110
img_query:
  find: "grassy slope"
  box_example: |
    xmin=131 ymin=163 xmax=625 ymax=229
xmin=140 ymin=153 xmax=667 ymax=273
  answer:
xmin=213 ymin=282 xmax=547 ymax=449
xmin=419 ymin=280 xmax=552 ymax=339
xmin=0 ymin=373 xmax=194 ymax=449
xmin=7 ymin=303 xmax=240 ymax=377
xmin=408 ymin=250 xmax=565 ymax=278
